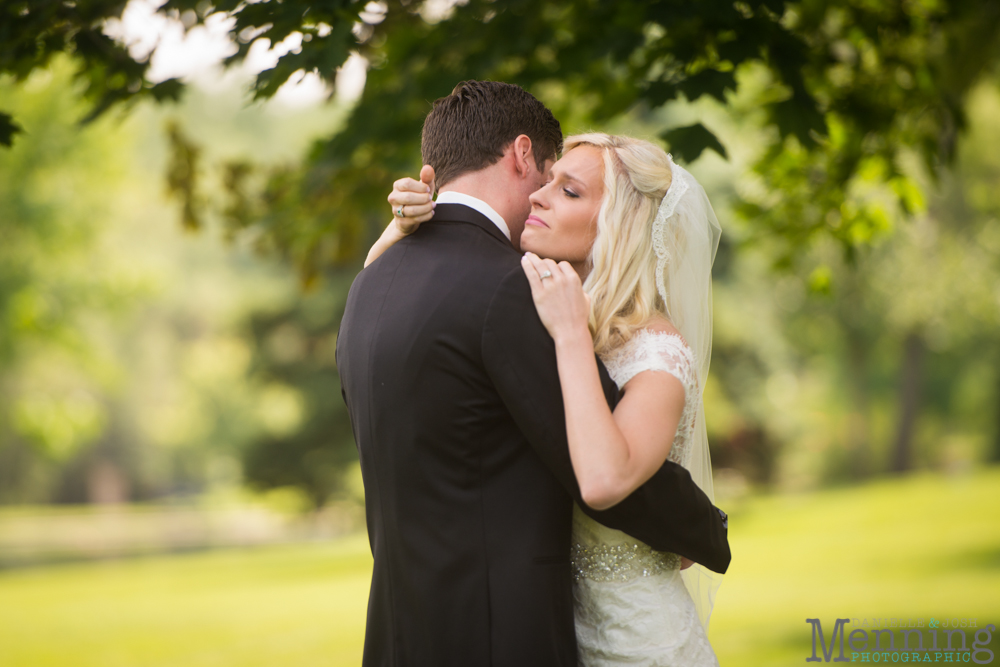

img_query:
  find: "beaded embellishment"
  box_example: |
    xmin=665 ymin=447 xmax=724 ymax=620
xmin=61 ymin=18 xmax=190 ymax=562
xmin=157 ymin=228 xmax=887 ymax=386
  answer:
xmin=570 ymin=541 xmax=681 ymax=583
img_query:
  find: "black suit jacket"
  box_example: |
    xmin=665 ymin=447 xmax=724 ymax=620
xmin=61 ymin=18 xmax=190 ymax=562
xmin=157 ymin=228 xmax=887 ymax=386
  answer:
xmin=336 ymin=203 xmax=730 ymax=667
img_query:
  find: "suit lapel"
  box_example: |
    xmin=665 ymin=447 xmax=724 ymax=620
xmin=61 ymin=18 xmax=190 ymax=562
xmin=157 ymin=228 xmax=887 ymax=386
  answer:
xmin=431 ymin=203 xmax=515 ymax=250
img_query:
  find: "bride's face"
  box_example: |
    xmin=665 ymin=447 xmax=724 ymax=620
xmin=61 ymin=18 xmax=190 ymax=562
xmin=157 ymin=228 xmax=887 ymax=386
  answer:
xmin=521 ymin=145 xmax=604 ymax=270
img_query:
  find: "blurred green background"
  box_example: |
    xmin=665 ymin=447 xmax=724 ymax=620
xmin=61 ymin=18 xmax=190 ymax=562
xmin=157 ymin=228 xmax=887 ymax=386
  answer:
xmin=1 ymin=1 xmax=999 ymax=665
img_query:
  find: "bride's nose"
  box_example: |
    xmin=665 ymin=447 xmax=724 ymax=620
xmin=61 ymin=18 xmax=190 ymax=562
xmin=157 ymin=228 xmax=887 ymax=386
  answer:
xmin=529 ymin=184 xmax=549 ymax=209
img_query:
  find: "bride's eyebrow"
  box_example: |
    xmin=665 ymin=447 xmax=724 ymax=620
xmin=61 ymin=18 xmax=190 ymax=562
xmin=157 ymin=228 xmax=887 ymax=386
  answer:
xmin=558 ymin=172 xmax=587 ymax=190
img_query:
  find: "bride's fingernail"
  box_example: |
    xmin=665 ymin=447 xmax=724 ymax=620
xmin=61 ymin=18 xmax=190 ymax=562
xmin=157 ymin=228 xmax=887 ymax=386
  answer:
xmin=431 ymin=201 xmax=436 ymax=208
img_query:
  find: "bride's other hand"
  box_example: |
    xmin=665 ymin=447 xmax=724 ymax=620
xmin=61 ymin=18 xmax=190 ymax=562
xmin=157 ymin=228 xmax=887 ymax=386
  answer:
xmin=388 ymin=165 xmax=436 ymax=234
xmin=521 ymin=252 xmax=591 ymax=345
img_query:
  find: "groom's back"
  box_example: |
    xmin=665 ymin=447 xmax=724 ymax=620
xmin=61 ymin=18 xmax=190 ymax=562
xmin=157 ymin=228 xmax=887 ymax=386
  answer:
xmin=337 ymin=210 xmax=578 ymax=667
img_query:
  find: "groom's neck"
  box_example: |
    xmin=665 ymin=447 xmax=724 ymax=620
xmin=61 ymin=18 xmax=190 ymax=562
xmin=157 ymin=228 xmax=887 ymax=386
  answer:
xmin=440 ymin=163 xmax=528 ymax=245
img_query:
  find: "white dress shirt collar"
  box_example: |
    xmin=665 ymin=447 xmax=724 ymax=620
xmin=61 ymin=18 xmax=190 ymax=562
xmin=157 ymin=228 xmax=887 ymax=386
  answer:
xmin=435 ymin=191 xmax=511 ymax=241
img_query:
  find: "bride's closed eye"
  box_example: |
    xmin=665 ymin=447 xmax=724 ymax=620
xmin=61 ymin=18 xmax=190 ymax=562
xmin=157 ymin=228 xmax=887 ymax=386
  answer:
xmin=563 ymin=187 xmax=580 ymax=199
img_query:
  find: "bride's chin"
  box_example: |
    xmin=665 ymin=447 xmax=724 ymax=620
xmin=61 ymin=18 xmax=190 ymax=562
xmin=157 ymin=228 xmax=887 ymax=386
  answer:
xmin=519 ymin=236 xmax=540 ymax=255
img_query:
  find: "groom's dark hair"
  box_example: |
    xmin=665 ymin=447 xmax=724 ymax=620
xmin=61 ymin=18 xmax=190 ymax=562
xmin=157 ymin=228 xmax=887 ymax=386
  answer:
xmin=422 ymin=80 xmax=563 ymax=188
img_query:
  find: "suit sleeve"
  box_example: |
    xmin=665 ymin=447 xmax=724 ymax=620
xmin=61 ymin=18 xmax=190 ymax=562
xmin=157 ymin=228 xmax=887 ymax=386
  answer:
xmin=482 ymin=266 xmax=730 ymax=574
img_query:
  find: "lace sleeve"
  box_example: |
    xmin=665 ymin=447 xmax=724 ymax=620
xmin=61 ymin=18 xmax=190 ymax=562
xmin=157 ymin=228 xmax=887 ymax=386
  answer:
xmin=605 ymin=331 xmax=697 ymax=394
xmin=602 ymin=330 xmax=700 ymax=467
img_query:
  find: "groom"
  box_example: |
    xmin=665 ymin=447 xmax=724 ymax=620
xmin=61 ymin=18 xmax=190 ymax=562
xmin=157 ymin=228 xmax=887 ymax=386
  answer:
xmin=336 ymin=80 xmax=730 ymax=667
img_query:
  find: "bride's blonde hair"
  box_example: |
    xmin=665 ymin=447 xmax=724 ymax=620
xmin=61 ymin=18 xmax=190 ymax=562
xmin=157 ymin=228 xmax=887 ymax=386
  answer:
xmin=566 ymin=133 xmax=673 ymax=357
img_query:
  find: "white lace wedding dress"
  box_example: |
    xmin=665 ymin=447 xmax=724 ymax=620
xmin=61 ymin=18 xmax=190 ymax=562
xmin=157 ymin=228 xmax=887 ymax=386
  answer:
xmin=571 ymin=329 xmax=719 ymax=666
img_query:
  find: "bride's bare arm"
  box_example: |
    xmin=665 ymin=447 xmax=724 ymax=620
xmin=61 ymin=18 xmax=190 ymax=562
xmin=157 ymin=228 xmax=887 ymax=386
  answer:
xmin=521 ymin=252 xmax=685 ymax=511
xmin=365 ymin=218 xmax=414 ymax=268
xmin=364 ymin=166 xmax=436 ymax=267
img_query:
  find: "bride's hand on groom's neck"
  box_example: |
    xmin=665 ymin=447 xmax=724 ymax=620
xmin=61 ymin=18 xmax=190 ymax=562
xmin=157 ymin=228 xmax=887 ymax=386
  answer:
xmin=388 ymin=165 xmax=436 ymax=235
xmin=366 ymin=166 xmax=437 ymax=267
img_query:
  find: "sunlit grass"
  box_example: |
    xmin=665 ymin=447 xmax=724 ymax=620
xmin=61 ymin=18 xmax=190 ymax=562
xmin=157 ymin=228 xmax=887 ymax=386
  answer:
xmin=2 ymin=468 xmax=998 ymax=666
xmin=711 ymin=466 xmax=1000 ymax=665
xmin=0 ymin=535 xmax=372 ymax=667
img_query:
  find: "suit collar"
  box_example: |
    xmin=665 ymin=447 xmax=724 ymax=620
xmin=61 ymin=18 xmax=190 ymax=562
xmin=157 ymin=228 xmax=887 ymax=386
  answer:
xmin=434 ymin=192 xmax=511 ymax=240
xmin=431 ymin=203 xmax=515 ymax=249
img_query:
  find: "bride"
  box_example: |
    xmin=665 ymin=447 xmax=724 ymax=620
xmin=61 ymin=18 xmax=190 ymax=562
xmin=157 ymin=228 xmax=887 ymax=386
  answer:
xmin=371 ymin=133 xmax=723 ymax=666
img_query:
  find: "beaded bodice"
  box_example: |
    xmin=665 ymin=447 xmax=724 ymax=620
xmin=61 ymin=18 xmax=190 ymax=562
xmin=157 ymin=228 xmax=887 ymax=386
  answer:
xmin=571 ymin=329 xmax=699 ymax=583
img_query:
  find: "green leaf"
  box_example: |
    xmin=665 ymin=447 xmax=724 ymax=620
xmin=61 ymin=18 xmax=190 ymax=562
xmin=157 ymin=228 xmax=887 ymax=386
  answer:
xmin=0 ymin=112 xmax=23 ymax=148
xmin=660 ymin=123 xmax=728 ymax=162
xmin=150 ymin=79 xmax=185 ymax=103
xmin=645 ymin=81 xmax=678 ymax=107
xmin=677 ymin=69 xmax=737 ymax=103
xmin=771 ymin=96 xmax=825 ymax=146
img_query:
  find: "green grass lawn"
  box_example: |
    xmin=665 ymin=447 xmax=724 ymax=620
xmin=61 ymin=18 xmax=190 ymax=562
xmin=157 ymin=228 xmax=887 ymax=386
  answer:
xmin=2 ymin=468 xmax=999 ymax=666
xmin=711 ymin=467 xmax=1000 ymax=664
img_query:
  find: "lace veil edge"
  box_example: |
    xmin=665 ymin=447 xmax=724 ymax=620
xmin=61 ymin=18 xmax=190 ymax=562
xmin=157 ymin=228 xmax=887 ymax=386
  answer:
xmin=656 ymin=157 xmax=724 ymax=632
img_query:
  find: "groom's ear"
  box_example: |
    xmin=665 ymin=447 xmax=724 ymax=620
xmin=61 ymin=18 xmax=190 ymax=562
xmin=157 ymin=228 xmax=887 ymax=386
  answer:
xmin=510 ymin=134 xmax=535 ymax=179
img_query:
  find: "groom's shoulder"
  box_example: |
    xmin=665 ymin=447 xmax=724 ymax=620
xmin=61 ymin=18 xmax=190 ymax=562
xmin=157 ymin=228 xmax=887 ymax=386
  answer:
xmin=405 ymin=221 xmax=522 ymax=279
xmin=483 ymin=261 xmax=535 ymax=319
xmin=354 ymin=223 xmax=522 ymax=301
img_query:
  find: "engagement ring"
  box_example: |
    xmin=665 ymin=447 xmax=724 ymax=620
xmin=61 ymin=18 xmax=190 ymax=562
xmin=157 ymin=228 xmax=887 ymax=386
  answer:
xmin=540 ymin=270 xmax=552 ymax=280
xmin=396 ymin=206 xmax=405 ymax=217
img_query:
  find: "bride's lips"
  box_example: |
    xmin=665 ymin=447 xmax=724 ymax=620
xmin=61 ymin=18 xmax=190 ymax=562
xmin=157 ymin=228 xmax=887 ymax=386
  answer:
xmin=525 ymin=215 xmax=550 ymax=228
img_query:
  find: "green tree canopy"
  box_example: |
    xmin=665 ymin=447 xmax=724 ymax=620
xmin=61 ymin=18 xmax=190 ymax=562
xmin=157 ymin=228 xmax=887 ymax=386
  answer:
xmin=4 ymin=0 xmax=999 ymax=277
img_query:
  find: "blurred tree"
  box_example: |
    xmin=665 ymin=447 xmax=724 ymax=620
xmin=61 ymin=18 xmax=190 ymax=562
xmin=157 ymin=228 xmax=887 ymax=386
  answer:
xmin=0 ymin=57 xmax=130 ymax=497
xmin=0 ymin=0 xmax=183 ymax=146
xmin=240 ymin=277 xmax=357 ymax=509
xmin=4 ymin=0 xmax=1000 ymax=278
xmin=697 ymin=77 xmax=1000 ymax=488
xmin=0 ymin=57 xmax=344 ymax=506
xmin=5 ymin=0 xmax=999 ymax=499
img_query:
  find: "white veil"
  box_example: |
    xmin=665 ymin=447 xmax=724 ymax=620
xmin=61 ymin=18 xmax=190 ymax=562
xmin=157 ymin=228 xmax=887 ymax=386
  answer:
xmin=653 ymin=156 xmax=724 ymax=631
